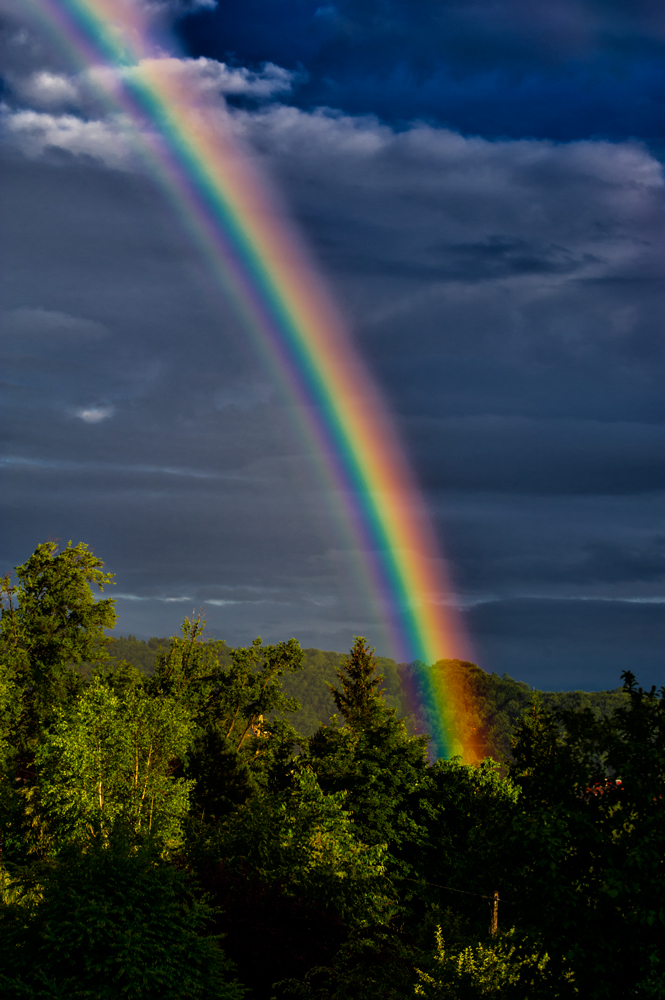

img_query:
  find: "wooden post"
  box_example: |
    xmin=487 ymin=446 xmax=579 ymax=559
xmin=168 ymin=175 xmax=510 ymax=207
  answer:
xmin=490 ymin=891 xmax=499 ymax=936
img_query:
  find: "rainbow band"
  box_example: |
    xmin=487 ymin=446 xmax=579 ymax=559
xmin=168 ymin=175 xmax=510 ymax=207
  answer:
xmin=29 ymin=0 xmax=477 ymax=759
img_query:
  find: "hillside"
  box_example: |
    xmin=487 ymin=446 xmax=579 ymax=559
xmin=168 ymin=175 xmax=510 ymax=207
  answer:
xmin=108 ymin=634 xmax=626 ymax=759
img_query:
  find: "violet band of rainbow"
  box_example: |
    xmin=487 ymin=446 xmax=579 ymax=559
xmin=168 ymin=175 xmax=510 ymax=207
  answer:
xmin=31 ymin=0 xmax=477 ymax=759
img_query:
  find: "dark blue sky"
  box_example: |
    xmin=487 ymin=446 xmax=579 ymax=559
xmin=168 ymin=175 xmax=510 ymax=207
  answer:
xmin=2 ymin=0 xmax=665 ymax=690
xmin=177 ymin=0 xmax=665 ymax=142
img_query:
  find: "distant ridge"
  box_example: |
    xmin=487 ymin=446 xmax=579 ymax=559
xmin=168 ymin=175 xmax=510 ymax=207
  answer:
xmin=108 ymin=635 xmax=627 ymax=760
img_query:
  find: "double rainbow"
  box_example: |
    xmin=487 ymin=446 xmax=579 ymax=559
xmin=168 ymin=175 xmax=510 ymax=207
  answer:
xmin=27 ymin=0 xmax=479 ymax=759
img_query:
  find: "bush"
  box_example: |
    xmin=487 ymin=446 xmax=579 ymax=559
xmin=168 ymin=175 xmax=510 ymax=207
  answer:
xmin=414 ymin=926 xmax=577 ymax=999
xmin=0 ymin=840 xmax=246 ymax=1000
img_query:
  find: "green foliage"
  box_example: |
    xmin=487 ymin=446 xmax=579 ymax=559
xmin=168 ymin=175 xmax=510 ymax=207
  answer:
xmin=416 ymin=758 xmax=518 ymax=912
xmin=1 ymin=541 xmax=116 ymax=691
xmin=276 ymin=934 xmax=417 ymax=1000
xmin=305 ymin=702 xmax=432 ymax=857
xmin=0 ymin=652 xmax=20 ymax=772
xmin=106 ymin=635 xmax=170 ymax=676
xmin=0 ymin=840 xmax=245 ymax=999
xmin=0 ymin=541 xmax=117 ymax=779
xmin=35 ymin=677 xmax=194 ymax=852
xmin=111 ymin=635 xmax=626 ymax=752
xmin=503 ymin=674 xmax=665 ymax=998
xmin=280 ymin=648 xmax=350 ymax=736
xmin=402 ymin=659 xmax=627 ymax=763
xmin=328 ymin=637 xmax=385 ymax=728
xmin=105 ymin=638 xmax=340 ymax=737
xmin=1 ymin=541 xmax=661 ymax=1000
xmin=153 ymin=621 xmax=306 ymax=822
xmin=414 ymin=926 xmax=577 ymax=998
xmin=202 ymin=766 xmax=393 ymax=929
xmin=149 ymin=618 xmax=302 ymax=742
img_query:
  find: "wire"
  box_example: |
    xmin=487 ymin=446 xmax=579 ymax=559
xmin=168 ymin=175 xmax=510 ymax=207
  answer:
xmin=397 ymin=875 xmax=512 ymax=903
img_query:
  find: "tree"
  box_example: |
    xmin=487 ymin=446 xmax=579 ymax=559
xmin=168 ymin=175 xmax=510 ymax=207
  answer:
xmin=0 ymin=543 xmax=118 ymax=861
xmin=0 ymin=541 xmax=116 ymax=728
xmin=503 ymin=674 xmax=665 ymax=998
xmin=206 ymin=766 xmax=392 ymax=928
xmin=327 ymin=637 xmax=384 ymax=729
xmin=34 ymin=677 xmax=195 ymax=854
xmin=149 ymin=620 xmax=303 ymax=750
xmin=306 ymin=639 xmax=436 ymax=923
xmin=0 ymin=840 xmax=246 ymax=999
xmin=154 ymin=624 xmax=306 ymax=822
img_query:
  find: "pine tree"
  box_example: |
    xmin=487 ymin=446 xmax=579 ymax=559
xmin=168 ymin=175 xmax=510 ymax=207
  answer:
xmin=328 ymin=637 xmax=384 ymax=728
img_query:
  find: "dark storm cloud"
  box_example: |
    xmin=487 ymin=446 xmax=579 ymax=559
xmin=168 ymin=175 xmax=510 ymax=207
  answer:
xmin=465 ymin=597 xmax=665 ymax=690
xmin=233 ymin=106 xmax=665 ymax=436
xmin=4 ymin=1 xmax=665 ymax=687
xmin=433 ymin=490 xmax=665 ymax=602
xmin=177 ymin=0 xmax=665 ymax=139
xmin=236 ymin=109 xmax=663 ymax=287
xmin=1 ymin=454 xmax=383 ymax=650
xmin=0 ymin=34 xmax=393 ymax=651
xmin=408 ymin=417 xmax=665 ymax=495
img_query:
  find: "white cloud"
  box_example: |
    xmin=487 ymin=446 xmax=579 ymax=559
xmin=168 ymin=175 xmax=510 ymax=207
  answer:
xmin=233 ymin=105 xmax=664 ymax=286
xmin=1 ymin=55 xmax=298 ymax=169
xmin=0 ymin=456 xmax=259 ymax=481
xmin=75 ymin=406 xmax=115 ymax=423
xmin=114 ymin=593 xmax=194 ymax=602
xmin=131 ymin=57 xmax=299 ymax=99
xmin=113 ymin=593 xmax=254 ymax=606
xmin=2 ymin=307 xmax=108 ymax=341
xmin=0 ymin=105 xmax=138 ymax=168
xmin=88 ymin=56 xmax=300 ymax=106
xmin=16 ymin=70 xmax=80 ymax=107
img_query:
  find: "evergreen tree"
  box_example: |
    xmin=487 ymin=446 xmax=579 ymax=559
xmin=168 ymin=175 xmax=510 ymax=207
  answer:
xmin=327 ymin=636 xmax=384 ymax=728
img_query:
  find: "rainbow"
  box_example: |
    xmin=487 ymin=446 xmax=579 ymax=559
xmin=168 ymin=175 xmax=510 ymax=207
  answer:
xmin=24 ymin=0 xmax=479 ymax=759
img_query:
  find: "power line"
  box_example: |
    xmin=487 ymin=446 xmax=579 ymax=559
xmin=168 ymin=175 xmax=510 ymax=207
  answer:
xmin=397 ymin=875 xmax=512 ymax=903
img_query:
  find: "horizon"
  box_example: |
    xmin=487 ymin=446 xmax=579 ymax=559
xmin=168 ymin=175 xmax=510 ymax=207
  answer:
xmin=3 ymin=0 xmax=665 ymax=693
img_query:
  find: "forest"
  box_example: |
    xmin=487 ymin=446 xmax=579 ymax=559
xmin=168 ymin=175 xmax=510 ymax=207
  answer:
xmin=0 ymin=541 xmax=663 ymax=999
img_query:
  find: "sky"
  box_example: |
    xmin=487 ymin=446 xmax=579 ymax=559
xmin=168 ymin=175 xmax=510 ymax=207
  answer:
xmin=2 ymin=0 xmax=665 ymax=690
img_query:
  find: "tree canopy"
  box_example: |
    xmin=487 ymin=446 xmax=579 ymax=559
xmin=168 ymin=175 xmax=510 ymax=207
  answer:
xmin=1 ymin=541 xmax=662 ymax=999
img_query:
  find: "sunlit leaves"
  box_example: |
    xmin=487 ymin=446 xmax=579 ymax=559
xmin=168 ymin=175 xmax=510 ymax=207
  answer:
xmin=36 ymin=677 xmax=194 ymax=851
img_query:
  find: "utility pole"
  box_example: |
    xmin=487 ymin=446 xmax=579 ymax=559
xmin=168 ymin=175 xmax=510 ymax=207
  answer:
xmin=490 ymin=891 xmax=499 ymax=936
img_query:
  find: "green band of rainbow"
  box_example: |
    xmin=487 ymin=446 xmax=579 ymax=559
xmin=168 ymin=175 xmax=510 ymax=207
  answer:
xmin=29 ymin=0 xmax=478 ymax=758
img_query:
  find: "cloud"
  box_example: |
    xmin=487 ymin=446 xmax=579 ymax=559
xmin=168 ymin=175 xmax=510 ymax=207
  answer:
xmin=16 ymin=71 xmax=80 ymax=108
xmin=88 ymin=56 xmax=299 ymax=104
xmin=435 ymin=489 xmax=665 ymax=602
xmin=0 ymin=456 xmax=254 ymax=481
xmin=407 ymin=416 xmax=665 ymax=495
xmin=113 ymin=592 xmax=277 ymax=605
xmin=143 ymin=0 xmax=217 ymax=12
xmin=1 ymin=55 xmax=299 ymax=170
xmin=140 ymin=57 xmax=298 ymax=99
xmin=465 ymin=595 xmax=665 ymax=689
xmin=75 ymin=406 xmax=115 ymax=424
xmin=0 ymin=105 xmax=138 ymax=168
xmin=2 ymin=308 xmax=108 ymax=343
xmin=4 ymin=14 xmax=665 ymax=682
xmin=214 ymin=380 xmax=274 ymax=410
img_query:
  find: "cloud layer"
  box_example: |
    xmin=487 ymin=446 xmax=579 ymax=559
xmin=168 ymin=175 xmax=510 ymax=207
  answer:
xmin=2 ymin=4 xmax=665 ymax=688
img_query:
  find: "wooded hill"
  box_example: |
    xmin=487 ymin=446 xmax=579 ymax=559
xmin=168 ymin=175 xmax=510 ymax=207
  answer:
xmin=1 ymin=542 xmax=663 ymax=1000
xmin=108 ymin=634 xmax=627 ymax=761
